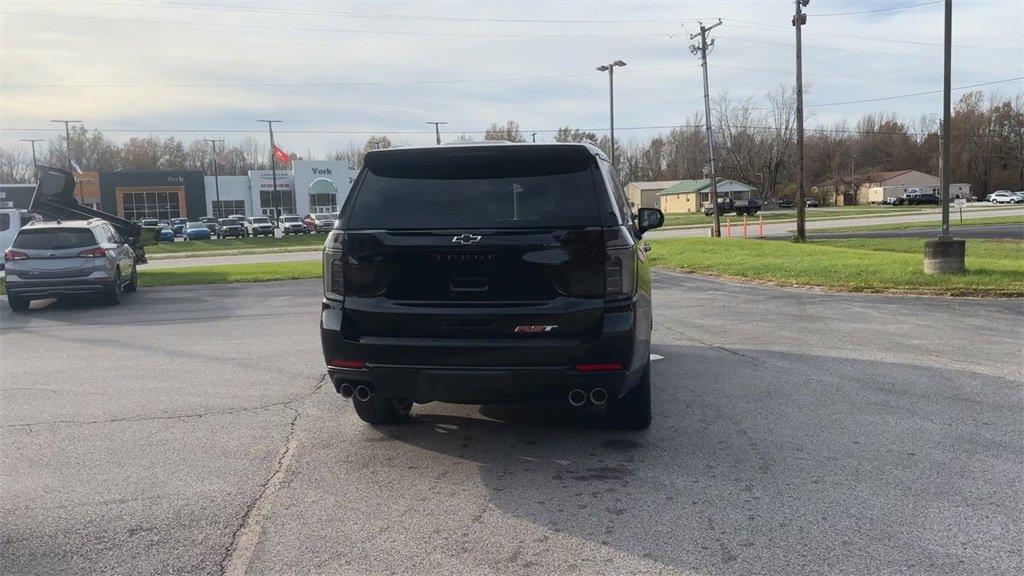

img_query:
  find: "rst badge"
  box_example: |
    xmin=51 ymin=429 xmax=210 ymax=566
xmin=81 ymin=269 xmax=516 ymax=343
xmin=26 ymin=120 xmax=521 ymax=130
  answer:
xmin=514 ymin=325 xmax=558 ymax=334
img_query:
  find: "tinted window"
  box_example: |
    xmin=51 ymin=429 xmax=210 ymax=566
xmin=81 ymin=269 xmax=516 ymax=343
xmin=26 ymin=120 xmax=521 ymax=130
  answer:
xmin=13 ymin=228 xmax=96 ymax=250
xmin=0 ymin=213 xmax=9 ymax=232
xmin=349 ymin=147 xmax=601 ymax=230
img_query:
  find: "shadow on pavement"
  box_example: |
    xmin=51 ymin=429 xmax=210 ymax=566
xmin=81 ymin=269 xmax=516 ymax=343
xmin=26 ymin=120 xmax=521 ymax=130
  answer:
xmin=370 ymin=344 xmax=1022 ymax=574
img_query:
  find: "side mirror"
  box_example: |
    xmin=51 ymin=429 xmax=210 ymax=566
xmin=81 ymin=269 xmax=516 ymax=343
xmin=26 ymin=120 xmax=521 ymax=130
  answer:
xmin=637 ymin=208 xmax=664 ymax=235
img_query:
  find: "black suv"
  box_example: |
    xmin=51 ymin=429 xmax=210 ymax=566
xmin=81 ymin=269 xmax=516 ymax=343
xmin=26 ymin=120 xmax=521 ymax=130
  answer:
xmin=321 ymin=143 xmax=663 ymax=429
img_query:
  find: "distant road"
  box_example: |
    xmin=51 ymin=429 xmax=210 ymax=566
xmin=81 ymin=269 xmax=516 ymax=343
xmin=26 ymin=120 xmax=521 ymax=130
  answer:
xmin=802 ymin=224 xmax=1023 ymax=240
xmin=649 ymin=205 xmax=1024 ymax=240
xmin=139 ymin=206 xmax=1024 ymax=270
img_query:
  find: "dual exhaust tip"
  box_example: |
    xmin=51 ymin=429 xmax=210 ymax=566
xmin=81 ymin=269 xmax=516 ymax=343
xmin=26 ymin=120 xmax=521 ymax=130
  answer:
xmin=568 ymin=388 xmax=607 ymax=407
xmin=339 ymin=383 xmax=371 ymax=402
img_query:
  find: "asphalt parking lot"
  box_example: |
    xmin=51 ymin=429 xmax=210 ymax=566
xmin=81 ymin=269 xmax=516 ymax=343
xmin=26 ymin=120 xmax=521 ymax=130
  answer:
xmin=1 ymin=273 xmax=1021 ymax=575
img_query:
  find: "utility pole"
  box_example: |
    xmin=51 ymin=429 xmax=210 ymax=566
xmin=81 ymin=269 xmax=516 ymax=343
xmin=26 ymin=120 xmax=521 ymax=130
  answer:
xmin=531 ymin=132 xmax=537 ymax=143
xmin=203 ymin=139 xmax=225 ymax=217
xmin=20 ymin=139 xmax=44 ymax=183
xmin=426 ymin=121 xmax=447 ymax=145
xmin=690 ymin=21 xmax=723 ymax=238
xmin=793 ymin=0 xmax=809 ymax=240
xmin=258 ymin=120 xmax=282 ymax=222
xmin=596 ymin=60 xmax=626 ymax=168
xmin=50 ymin=119 xmax=82 ymax=171
xmin=50 ymin=120 xmax=83 ymax=200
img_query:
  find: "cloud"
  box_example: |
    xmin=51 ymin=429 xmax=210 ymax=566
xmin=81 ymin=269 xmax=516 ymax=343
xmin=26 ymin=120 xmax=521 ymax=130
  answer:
xmin=0 ymin=0 xmax=1020 ymax=154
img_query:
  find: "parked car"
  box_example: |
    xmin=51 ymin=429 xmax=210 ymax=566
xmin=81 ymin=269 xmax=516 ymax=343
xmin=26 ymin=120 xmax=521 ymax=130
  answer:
xmin=777 ymin=199 xmax=794 ymax=209
xmin=3 ymin=218 xmax=138 ymax=310
xmin=321 ymin=142 xmax=663 ymax=429
xmin=805 ymin=198 xmax=820 ymax=208
xmin=988 ymin=191 xmax=1015 ymax=204
xmin=278 ymin=214 xmax=309 ymax=235
xmin=217 ymin=218 xmax=245 ymax=238
xmin=227 ymin=215 xmax=249 ymax=236
xmin=245 ymin=216 xmax=275 ymax=237
xmin=1011 ymin=192 xmax=1024 ymax=204
xmin=303 ymin=213 xmax=335 ymax=233
xmin=158 ymin=225 xmax=175 ymax=242
xmin=140 ymin=218 xmax=160 ymax=228
xmin=169 ymin=217 xmax=188 ymax=236
xmin=199 ymin=216 xmax=220 ymax=235
xmin=182 ymin=221 xmax=212 ymax=241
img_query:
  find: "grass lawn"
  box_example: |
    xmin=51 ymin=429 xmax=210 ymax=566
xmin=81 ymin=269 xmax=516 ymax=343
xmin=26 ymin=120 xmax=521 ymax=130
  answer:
xmin=661 ymin=206 xmax=932 ymax=228
xmin=138 ymin=260 xmax=322 ymax=288
xmin=145 ymin=233 xmax=326 ymax=256
xmin=811 ymin=214 xmax=1023 ymax=233
xmin=647 ymin=237 xmax=1024 ymax=296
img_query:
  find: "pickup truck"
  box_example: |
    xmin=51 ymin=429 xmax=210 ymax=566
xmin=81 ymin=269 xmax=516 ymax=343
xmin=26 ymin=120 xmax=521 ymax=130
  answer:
xmin=702 ymin=197 xmax=762 ymax=216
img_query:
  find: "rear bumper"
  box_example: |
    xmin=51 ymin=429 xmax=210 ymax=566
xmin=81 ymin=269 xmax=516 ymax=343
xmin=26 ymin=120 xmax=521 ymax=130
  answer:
xmin=320 ymin=297 xmax=646 ymax=403
xmin=5 ymin=276 xmax=113 ymax=298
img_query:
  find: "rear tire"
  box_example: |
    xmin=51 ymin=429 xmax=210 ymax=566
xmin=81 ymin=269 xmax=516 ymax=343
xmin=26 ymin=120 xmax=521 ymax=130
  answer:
xmin=607 ymin=363 xmax=652 ymax=430
xmin=104 ymin=272 xmax=121 ymax=306
xmin=124 ymin=267 xmax=138 ymax=293
xmin=352 ymin=395 xmax=413 ymax=425
xmin=8 ymin=296 xmax=30 ymax=312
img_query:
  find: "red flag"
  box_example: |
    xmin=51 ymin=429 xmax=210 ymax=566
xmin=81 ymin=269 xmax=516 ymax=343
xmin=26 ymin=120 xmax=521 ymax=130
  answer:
xmin=272 ymin=145 xmax=289 ymax=163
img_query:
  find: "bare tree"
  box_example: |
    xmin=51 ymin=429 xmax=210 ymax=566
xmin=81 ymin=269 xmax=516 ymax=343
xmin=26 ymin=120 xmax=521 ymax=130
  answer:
xmin=484 ymin=121 xmax=525 ymax=142
xmin=0 ymin=146 xmax=33 ymax=183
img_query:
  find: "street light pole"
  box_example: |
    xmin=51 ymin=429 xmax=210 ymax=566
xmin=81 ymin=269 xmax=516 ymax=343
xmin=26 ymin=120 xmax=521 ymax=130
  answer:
xmin=203 ymin=139 xmax=225 ymax=217
xmin=426 ymin=121 xmax=447 ymax=145
xmin=596 ymin=60 xmax=626 ymax=168
xmin=690 ymin=21 xmax=723 ymax=237
xmin=531 ymin=132 xmax=537 ymax=143
xmin=258 ymin=120 xmax=282 ymax=222
xmin=19 ymin=139 xmax=44 ymax=183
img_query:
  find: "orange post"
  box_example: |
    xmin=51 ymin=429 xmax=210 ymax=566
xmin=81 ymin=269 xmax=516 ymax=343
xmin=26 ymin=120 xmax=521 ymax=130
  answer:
xmin=725 ymin=218 xmax=732 ymax=238
xmin=758 ymin=215 xmax=765 ymax=238
xmin=742 ymin=215 xmax=748 ymax=239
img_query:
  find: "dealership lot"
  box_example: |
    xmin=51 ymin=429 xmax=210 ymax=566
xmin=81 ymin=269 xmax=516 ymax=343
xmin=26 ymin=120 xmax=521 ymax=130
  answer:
xmin=1 ymin=273 xmax=1021 ymax=575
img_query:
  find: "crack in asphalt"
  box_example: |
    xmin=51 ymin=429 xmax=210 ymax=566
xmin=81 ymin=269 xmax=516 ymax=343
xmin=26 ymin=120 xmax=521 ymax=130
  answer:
xmin=658 ymin=325 xmax=764 ymax=367
xmin=218 ymin=373 xmax=327 ymax=576
xmin=1 ymin=374 xmax=329 ymax=430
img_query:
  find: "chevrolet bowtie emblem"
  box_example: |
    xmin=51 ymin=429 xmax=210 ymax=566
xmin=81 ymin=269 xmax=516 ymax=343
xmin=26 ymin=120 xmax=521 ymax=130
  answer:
xmin=451 ymin=234 xmax=482 ymax=244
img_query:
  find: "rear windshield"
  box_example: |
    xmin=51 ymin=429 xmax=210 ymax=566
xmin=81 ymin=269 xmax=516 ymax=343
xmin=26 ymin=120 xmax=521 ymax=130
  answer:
xmin=14 ymin=228 xmax=96 ymax=250
xmin=347 ymin=147 xmax=602 ymax=230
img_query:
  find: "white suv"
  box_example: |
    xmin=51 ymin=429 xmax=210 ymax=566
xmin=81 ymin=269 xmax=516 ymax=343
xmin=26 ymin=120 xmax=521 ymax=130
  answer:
xmin=989 ymin=191 xmax=1016 ymax=204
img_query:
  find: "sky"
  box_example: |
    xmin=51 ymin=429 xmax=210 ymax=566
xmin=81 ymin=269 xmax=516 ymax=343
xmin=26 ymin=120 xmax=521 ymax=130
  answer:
xmin=1 ymin=0 xmax=1021 ymax=157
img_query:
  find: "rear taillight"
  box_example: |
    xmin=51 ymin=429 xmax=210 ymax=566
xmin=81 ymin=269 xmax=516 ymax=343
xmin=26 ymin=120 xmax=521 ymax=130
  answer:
xmin=78 ymin=247 xmax=108 ymax=258
xmin=324 ymin=231 xmax=345 ymax=300
xmin=604 ymin=227 xmax=636 ymax=299
xmin=3 ymin=249 xmax=28 ymax=262
xmin=329 ymin=359 xmax=365 ymax=369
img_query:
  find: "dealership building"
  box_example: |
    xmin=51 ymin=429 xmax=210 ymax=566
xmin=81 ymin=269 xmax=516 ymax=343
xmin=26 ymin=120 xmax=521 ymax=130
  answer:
xmin=2 ymin=160 xmax=358 ymax=221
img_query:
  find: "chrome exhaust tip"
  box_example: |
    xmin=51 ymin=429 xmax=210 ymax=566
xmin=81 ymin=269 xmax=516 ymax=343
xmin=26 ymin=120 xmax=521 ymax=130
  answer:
xmin=589 ymin=387 xmax=608 ymax=406
xmin=339 ymin=383 xmax=354 ymax=398
xmin=568 ymin=389 xmax=587 ymax=407
xmin=354 ymin=385 xmax=371 ymax=402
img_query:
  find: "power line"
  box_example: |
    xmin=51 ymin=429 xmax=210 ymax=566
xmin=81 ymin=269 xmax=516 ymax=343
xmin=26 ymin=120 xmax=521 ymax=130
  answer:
xmin=813 ymin=1 xmax=941 ymax=17
xmin=0 ymin=10 xmax=672 ymax=39
xmin=0 ymin=124 xmax=1007 ymax=139
xmin=0 ymin=64 xmax=691 ymax=89
xmin=807 ymin=77 xmax=1024 ymax=108
xmin=717 ymin=34 xmax=1020 ymax=63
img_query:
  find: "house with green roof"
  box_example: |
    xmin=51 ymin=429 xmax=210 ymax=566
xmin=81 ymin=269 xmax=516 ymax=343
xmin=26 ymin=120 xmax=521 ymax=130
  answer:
xmin=656 ymin=178 xmax=757 ymax=213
